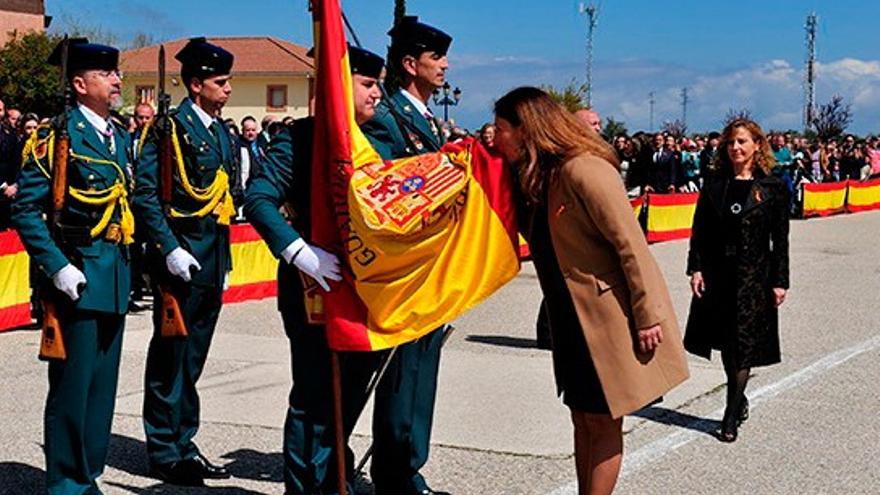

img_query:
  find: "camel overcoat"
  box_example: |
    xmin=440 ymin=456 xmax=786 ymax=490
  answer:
xmin=546 ymin=154 xmax=690 ymax=419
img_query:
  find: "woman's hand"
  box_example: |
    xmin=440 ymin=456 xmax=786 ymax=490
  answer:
xmin=689 ymin=271 xmax=706 ymax=298
xmin=638 ymin=325 xmax=663 ymax=353
xmin=772 ymin=287 xmax=787 ymax=307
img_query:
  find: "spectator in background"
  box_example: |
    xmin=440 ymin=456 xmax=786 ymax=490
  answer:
xmin=239 ymin=115 xmax=263 ymax=186
xmin=132 ymin=102 xmax=155 ymax=150
xmin=867 ymin=137 xmax=880 ymax=179
xmin=839 ymin=134 xmax=862 ymax=181
xmin=479 ymin=123 xmax=496 ymax=149
xmin=808 ymin=141 xmax=827 ymax=183
xmin=574 ymin=108 xmax=602 ymax=134
xmin=18 ymin=112 xmax=39 ymax=139
xmin=680 ymin=138 xmax=701 ymax=192
xmin=5 ymin=107 xmax=21 ymax=130
xmin=700 ymin=131 xmax=721 ymax=182
xmin=0 ymin=99 xmax=18 ymax=230
xmin=826 ymin=141 xmax=841 ymax=182
xmin=647 ymin=133 xmax=681 ymax=193
xmin=259 ymin=115 xmax=276 ymax=154
xmin=223 ymin=118 xmax=240 ymax=139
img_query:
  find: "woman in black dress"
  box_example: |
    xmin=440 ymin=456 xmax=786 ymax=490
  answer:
xmin=684 ymin=118 xmax=790 ymax=442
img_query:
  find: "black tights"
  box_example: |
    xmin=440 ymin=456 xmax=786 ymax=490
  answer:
xmin=721 ymin=351 xmax=750 ymax=422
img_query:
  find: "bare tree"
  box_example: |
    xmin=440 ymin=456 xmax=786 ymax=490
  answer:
xmin=723 ymin=107 xmax=753 ymax=126
xmin=812 ymin=95 xmax=852 ymax=141
xmin=661 ymin=119 xmax=688 ymax=139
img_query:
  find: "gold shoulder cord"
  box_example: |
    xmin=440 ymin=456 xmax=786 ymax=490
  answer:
xmin=166 ymin=118 xmax=236 ymax=226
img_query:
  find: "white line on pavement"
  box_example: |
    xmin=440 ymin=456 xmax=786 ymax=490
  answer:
xmin=546 ymin=334 xmax=880 ymax=495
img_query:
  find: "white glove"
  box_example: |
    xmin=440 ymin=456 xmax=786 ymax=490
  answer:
xmin=282 ymin=238 xmax=342 ymax=291
xmin=166 ymin=247 xmax=202 ymax=282
xmin=223 ymin=271 xmax=230 ymax=291
xmin=52 ymin=264 xmax=87 ymax=301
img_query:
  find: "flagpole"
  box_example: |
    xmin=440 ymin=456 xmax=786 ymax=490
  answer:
xmin=331 ymin=351 xmax=348 ymax=495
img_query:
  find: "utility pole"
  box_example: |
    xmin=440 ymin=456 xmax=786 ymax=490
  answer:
xmin=649 ymin=91 xmax=655 ymax=131
xmin=579 ymin=2 xmax=599 ymax=108
xmin=804 ymin=12 xmax=818 ymax=131
xmin=681 ymin=87 xmax=689 ymax=127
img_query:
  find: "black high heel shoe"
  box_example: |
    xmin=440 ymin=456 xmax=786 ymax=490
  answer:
xmin=738 ymin=397 xmax=749 ymax=425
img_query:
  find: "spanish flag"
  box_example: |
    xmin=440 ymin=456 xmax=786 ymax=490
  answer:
xmin=0 ymin=231 xmax=31 ymax=332
xmin=846 ymin=178 xmax=880 ymax=213
xmin=310 ymin=0 xmax=520 ymax=351
xmin=802 ymin=181 xmax=847 ymax=218
xmin=645 ymin=192 xmax=699 ymax=243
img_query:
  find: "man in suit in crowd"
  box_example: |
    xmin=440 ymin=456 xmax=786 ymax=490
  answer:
xmin=647 ymin=133 xmax=682 ymax=193
xmin=133 ymin=37 xmax=238 ymax=487
xmin=0 ymin=98 xmax=19 ymax=230
xmin=360 ymin=16 xmax=452 ymax=495
xmin=13 ymin=38 xmax=134 ymax=494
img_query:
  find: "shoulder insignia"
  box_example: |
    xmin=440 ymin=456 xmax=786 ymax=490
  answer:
xmin=403 ymin=105 xmax=412 ymax=113
xmin=76 ymin=121 xmax=86 ymax=130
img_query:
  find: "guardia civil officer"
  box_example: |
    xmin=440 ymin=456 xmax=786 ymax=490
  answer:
xmin=133 ymin=37 xmax=237 ymax=486
xmin=244 ymin=45 xmax=384 ymax=495
xmin=360 ymin=16 xmax=452 ymax=495
xmin=13 ymin=38 xmax=134 ymax=495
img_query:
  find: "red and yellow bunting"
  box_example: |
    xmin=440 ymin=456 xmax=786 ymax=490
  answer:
xmin=645 ymin=193 xmax=699 ymax=243
xmin=803 ymin=181 xmax=847 ymax=218
xmin=0 ymin=231 xmax=32 ymax=332
xmin=846 ymin=178 xmax=880 ymax=213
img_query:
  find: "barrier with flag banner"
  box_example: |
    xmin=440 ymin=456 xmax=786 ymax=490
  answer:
xmin=645 ymin=192 xmax=699 ymax=243
xmin=845 ymin=178 xmax=880 ymax=213
xmin=0 ymin=231 xmax=31 ymax=332
xmin=223 ymin=224 xmax=279 ymax=304
xmin=802 ymin=181 xmax=848 ymax=218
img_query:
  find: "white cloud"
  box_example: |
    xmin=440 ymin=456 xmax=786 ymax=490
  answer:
xmin=450 ymin=54 xmax=880 ymax=134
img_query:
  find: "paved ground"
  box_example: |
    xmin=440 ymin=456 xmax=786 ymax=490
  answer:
xmin=1 ymin=210 xmax=879 ymax=494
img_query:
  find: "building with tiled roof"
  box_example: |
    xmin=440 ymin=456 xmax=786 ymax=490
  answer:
xmin=120 ymin=36 xmax=315 ymax=125
xmin=0 ymin=0 xmax=50 ymax=46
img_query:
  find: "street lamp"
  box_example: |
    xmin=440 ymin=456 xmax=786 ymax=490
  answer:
xmin=432 ymin=81 xmax=462 ymax=123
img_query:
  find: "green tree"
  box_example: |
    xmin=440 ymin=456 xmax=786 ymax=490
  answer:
xmin=542 ymin=79 xmax=589 ymax=113
xmin=661 ymin=119 xmax=688 ymax=138
xmin=603 ymin=116 xmax=628 ymax=138
xmin=0 ymin=31 xmax=64 ymax=118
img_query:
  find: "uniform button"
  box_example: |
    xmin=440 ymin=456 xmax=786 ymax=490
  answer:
xmin=88 ymin=174 xmax=95 ymax=181
xmin=91 ymin=212 xmax=98 ymax=218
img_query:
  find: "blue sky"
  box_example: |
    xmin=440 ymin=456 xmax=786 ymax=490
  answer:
xmin=46 ymin=0 xmax=880 ymax=134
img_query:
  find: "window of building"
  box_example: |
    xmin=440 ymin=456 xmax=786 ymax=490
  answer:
xmin=267 ymin=85 xmax=287 ymax=111
xmin=136 ymin=85 xmax=155 ymax=104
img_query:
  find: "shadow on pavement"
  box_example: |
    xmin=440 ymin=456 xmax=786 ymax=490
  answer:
xmin=465 ymin=335 xmax=541 ymax=349
xmin=221 ymin=448 xmax=283 ymax=483
xmin=107 ymin=433 xmax=152 ymax=477
xmin=630 ymin=406 xmax=720 ymax=436
xmin=0 ymin=462 xmax=45 ymax=494
xmin=104 ymin=480 xmax=267 ymax=494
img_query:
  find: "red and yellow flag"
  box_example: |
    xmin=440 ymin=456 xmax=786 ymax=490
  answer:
xmin=846 ymin=178 xmax=880 ymax=213
xmin=645 ymin=192 xmax=699 ymax=243
xmin=0 ymin=231 xmax=31 ymax=332
xmin=802 ymin=181 xmax=847 ymax=218
xmin=310 ymin=0 xmax=520 ymax=351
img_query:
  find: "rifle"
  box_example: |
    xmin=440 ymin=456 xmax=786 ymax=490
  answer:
xmin=156 ymin=45 xmax=187 ymax=338
xmin=39 ymin=36 xmax=72 ymax=361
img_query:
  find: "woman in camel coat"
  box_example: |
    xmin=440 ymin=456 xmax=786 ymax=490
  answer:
xmin=494 ymin=87 xmax=689 ymax=495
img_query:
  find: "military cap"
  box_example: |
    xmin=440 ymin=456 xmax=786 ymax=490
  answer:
xmin=48 ymin=38 xmax=119 ymax=76
xmin=348 ymin=45 xmax=384 ymax=79
xmin=388 ymin=16 xmax=452 ymax=56
xmin=175 ymin=37 xmax=234 ymax=78
xmin=305 ymin=45 xmax=384 ymax=79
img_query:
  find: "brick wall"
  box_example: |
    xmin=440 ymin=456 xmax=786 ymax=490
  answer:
xmin=0 ymin=10 xmax=44 ymax=46
xmin=0 ymin=0 xmax=45 ymax=15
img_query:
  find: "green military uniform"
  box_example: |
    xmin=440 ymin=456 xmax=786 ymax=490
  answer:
xmin=244 ymin=45 xmax=387 ymax=495
xmin=12 ymin=39 xmax=133 ymax=495
xmin=133 ymin=39 xmax=236 ymax=474
xmin=359 ymin=16 xmax=452 ymax=495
